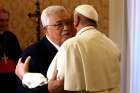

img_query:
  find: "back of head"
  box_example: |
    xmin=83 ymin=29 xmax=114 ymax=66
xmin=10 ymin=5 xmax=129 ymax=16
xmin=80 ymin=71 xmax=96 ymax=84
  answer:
xmin=74 ymin=4 xmax=98 ymax=27
xmin=75 ymin=4 xmax=98 ymax=22
xmin=41 ymin=5 xmax=69 ymax=28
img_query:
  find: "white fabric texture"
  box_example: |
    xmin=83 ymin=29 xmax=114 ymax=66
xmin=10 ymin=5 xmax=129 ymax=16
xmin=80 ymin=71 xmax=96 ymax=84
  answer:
xmin=22 ymin=73 xmax=48 ymax=88
xmin=75 ymin=5 xmax=98 ymax=22
xmin=46 ymin=36 xmax=60 ymax=50
xmin=22 ymin=26 xmax=120 ymax=92
xmin=47 ymin=26 xmax=121 ymax=92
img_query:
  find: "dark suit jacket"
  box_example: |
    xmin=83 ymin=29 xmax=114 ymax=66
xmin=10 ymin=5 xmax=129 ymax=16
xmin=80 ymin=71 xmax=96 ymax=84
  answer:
xmin=16 ymin=36 xmax=58 ymax=93
xmin=0 ymin=31 xmax=22 ymax=62
xmin=0 ymin=31 xmax=22 ymax=93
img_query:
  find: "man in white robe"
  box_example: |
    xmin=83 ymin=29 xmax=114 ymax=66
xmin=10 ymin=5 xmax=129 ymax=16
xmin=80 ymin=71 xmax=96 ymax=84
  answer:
xmin=47 ymin=4 xmax=121 ymax=93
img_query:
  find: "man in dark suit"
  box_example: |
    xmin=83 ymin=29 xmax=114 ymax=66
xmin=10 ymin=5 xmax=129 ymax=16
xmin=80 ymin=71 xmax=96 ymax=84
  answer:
xmin=16 ymin=5 xmax=75 ymax=93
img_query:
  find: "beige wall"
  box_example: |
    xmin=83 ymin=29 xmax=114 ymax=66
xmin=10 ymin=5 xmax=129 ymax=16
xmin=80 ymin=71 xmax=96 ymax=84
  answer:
xmin=109 ymin=0 xmax=127 ymax=93
xmin=0 ymin=0 xmax=109 ymax=49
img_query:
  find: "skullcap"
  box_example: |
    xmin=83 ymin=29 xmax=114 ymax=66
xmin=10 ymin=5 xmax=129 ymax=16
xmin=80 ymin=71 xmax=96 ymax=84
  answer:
xmin=75 ymin=4 xmax=98 ymax=22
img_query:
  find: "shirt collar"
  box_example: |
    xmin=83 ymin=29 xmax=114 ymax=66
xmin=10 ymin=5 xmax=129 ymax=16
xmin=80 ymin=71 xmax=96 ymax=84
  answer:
xmin=46 ymin=36 xmax=60 ymax=50
xmin=76 ymin=26 xmax=95 ymax=36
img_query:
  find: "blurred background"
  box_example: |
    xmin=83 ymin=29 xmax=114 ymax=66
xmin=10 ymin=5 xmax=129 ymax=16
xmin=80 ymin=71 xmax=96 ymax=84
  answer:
xmin=0 ymin=0 xmax=109 ymax=49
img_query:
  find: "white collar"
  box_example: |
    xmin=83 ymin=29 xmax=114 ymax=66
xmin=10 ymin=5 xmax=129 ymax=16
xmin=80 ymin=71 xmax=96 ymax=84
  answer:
xmin=76 ymin=26 xmax=95 ymax=36
xmin=46 ymin=36 xmax=60 ymax=50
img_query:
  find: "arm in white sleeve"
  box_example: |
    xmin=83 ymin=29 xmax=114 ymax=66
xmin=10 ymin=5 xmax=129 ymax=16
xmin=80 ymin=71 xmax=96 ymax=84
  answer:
xmin=47 ymin=46 xmax=66 ymax=81
xmin=22 ymin=72 xmax=48 ymax=88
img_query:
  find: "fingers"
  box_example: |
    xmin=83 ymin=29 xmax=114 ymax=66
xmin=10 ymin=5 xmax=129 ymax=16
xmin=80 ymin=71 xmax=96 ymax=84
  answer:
xmin=48 ymin=75 xmax=64 ymax=93
xmin=17 ymin=58 xmax=22 ymax=64
xmin=50 ymin=70 xmax=58 ymax=80
xmin=23 ymin=56 xmax=31 ymax=73
xmin=24 ymin=56 xmax=31 ymax=67
xmin=15 ymin=58 xmax=24 ymax=80
xmin=15 ymin=58 xmax=22 ymax=74
xmin=15 ymin=56 xmax=31 ymax=80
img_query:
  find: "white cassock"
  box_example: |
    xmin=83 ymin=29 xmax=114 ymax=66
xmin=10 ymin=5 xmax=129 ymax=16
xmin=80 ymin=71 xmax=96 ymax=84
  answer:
xmin=47 ymin=26 xmax=121 ymax=93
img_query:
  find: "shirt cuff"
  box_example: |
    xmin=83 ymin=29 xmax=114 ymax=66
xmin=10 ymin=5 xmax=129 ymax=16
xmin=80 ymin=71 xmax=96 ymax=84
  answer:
xmin=22 ymin=73 xmax=48 ymax=88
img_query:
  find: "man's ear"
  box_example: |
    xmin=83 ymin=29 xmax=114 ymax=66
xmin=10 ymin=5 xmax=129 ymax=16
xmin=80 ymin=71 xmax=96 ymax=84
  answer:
xmin=43 ymin=27 xmax=48 ymax=35
xmin=74 ymin=14 xmax=80 ymax=27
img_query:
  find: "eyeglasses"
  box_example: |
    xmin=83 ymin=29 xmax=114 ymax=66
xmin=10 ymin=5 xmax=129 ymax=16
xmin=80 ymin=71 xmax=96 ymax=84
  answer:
xmin=46 ymin=20 xmax=73 ymax=30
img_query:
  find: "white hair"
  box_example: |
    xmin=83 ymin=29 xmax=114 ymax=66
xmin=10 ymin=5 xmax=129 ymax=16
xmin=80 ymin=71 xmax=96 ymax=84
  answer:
xmin=41 ymin=5 xmax=68 ymax=28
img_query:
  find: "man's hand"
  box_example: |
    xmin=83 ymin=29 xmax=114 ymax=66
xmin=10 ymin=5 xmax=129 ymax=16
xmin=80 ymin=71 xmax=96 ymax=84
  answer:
xmin=15 ymin=56 xmax=31 ymax=80
xmin=48 ymin=70 xmax=65 ymax=93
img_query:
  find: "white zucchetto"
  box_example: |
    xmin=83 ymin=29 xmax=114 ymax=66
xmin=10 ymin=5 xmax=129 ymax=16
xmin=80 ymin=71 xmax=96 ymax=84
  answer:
xmin=75 ymin=4 xmax=98 ymax=22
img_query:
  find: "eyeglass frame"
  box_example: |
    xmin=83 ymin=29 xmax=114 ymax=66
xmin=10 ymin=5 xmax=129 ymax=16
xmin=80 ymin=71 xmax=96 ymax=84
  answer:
xmin=46 ymin=19 xmax=73 ymax=30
